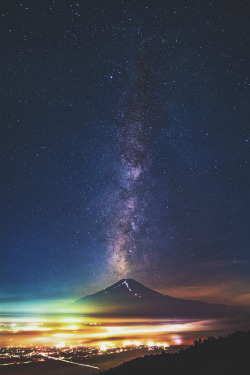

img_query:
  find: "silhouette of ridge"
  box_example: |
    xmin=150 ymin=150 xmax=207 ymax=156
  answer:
xmin=100 ymin=331 xmax=250 ymax=375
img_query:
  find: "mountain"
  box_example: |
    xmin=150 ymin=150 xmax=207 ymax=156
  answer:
xmin=75 ymin=278 xmax=248 ymax=318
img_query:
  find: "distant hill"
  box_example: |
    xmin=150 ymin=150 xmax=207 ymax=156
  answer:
xmin=99 ymin=331 xmax=250 ymax=375
xmin=76 ymin=278 xmax=249 ymax=318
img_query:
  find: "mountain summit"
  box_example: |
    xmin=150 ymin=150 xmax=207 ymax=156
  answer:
xmin=83 ymin=278 xmax=165 ymax=299
xmin=76 ymin=279 xmax=246 ymax=318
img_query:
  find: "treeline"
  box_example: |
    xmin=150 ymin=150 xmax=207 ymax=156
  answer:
xmin=99 ymin=331 xmax=250 ymax=375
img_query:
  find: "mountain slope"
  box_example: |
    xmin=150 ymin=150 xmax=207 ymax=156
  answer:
xmin=99 ymin=331 xmax=250 ymax=375
xmin=75 ymin=278 xmax=246 ymax=317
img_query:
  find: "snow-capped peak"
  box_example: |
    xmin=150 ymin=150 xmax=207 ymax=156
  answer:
xmin=123 ymin=279 xmax=132 ymax=292
xmin=113 ymin=279 xmax=132 ymax=292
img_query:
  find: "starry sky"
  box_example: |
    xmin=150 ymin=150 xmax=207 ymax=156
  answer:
xmin=1 ymin=0 xmax=250 ymax=307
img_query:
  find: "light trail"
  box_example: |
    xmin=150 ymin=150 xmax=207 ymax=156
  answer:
xmin=0 ymin=361 xmax=33 ymax=366
xmin=40 ymin=353 xmax=100 ymax=369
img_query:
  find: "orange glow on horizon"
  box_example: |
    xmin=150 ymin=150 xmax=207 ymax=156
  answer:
xmin=0 ymin=314 xmax=225 ymax=348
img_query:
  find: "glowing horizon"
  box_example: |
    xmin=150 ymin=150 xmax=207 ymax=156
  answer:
xmin=0 ymin=314 xmax=227 ymax=348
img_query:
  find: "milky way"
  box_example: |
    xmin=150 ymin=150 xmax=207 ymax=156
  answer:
xmin=1 ymin=0 xmax=249 ymax=304
xmin=108 ymin=54 xmax=154 ymax=276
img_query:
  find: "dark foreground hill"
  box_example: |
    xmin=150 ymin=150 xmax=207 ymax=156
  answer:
xmin=76 ymin=278 xmax=249 ymax=318
xmin=100 ymin=331 xmax=250 ymax=375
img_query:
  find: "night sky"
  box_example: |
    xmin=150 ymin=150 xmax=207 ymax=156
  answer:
xmin=1 ymin=0 xmax=249 ymax=307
